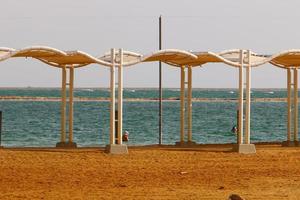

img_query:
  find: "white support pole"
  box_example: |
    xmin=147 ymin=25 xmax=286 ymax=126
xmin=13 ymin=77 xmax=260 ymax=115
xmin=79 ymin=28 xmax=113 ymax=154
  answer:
xmin=180 ymin=66 xmax=185 ymax=142
xmin=117 ymin=48 xmax=123 ymax=145
xmin=245 ymin=50 xmax=251 ymax=144
xmin=68 ymin=65 xmax=74 ymax=143
xmin=110 ymin=48 xmax=116 ymax=145
xmin=294 ymin=68 xmax=298 ymax=142
xmin=60 ymin=66 xmax=67 ymax=143
xmin=187 ymin=66 xmax=193 ymax=142
xmin=238 ymin=50 xmax=244 ymax=144
xmin=287 ymin=68 xmax=292 ymax=142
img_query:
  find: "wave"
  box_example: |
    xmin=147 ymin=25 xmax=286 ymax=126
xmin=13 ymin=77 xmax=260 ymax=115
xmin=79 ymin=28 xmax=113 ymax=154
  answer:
xmin=81 ymin=89 xmax=94 ymax=92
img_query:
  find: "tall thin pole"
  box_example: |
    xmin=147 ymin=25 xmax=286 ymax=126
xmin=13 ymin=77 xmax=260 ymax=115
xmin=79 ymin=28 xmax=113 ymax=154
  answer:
xmin=180 ymin=66 xmax=185 ymax=142
xmin=117 ymin=48 xmax=123 ymax=145
xmin=158 ymin=15 xmax=163 ymax=145
xmin=68 ymin=65 xmax=74 ymax=143
xmin=61 ymin=66 xmax=67 ymax=143
xmin=0 ymin=111 xmax=2 ymax=146
xmin=238 ymin=50 xmax=244 ymax=144
xmin=245 ymin=50 xmax=251 ymax=144
xmin=110 ymin=48 xmax=116 ymax=145
xmin=287 ymin=68 xmax=292 ymax=142
xmin=187 ymin=66 xmax=192 ymax=142
xmin=293 ymin=68 xmax=298 ymax=142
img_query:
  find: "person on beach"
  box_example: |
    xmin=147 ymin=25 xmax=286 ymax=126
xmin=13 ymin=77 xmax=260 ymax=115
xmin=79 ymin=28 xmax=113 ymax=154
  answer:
xmin=122 ymin=131 xmax=129 ymax=142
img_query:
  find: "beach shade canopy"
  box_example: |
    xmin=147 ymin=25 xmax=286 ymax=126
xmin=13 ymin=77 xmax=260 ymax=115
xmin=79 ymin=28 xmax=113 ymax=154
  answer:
xmin=97 ymin=49 xmax=264 ymax=68
xmin=185 ymin=50 xmax=268 ymax=67
xmin=140 ymin=49 xmax=269 ymax=68
xmin=142 ymin=49 xmax=198 ymax=67
xmin=267 ymin=50 xmax=300 ymax=68
xmin=0 ymin=46 xmax=113 ymax=68
xmin=2 ymin=46 xmax=300 ymax=68
xmin=141 ymin=49 xmax=300 ymax=68
xmin=99 ymin=49 xmax=199 ymax=67
xmin=99 ymin=50 xmax=143 ymax=67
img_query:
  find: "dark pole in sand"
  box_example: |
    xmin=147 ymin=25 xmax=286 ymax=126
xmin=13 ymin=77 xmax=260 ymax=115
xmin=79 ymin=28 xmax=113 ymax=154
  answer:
xmin=236 ymin=109 xmax=239 ymax=144
xmin=159 ymin=15 xmax=163 ymax=145
xmin=0 ymin=111 xmax=2 ymax=147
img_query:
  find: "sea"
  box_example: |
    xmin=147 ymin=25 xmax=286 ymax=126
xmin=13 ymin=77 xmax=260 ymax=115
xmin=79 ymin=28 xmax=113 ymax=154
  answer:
xmin=0 ymin=88 xmax=293 ymax=147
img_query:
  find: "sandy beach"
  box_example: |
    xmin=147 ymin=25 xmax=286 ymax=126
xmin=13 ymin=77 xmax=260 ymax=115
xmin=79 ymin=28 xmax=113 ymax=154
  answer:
xmin=0 ymin=144 xmax=300 ymax=199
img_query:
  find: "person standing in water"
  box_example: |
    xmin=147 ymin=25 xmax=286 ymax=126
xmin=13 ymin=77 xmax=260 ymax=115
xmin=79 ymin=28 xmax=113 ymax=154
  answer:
xmin=231 ymin=125 xmax=237 ymax=134
xmin=122 ymin=131 xmax=129 ymax=142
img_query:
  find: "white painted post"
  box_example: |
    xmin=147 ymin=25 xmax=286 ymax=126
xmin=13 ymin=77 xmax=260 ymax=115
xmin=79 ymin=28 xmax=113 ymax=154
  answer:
xmin=238 ymin=50 xmax=244 ymax=144
xmin=68 ymin=65 xmax=74 ymax=143
xmin=60 ymin=66 xmax=67 ymax=143
xmin=245 ymin=50 xmax=251 ymax=144
xmin=110 ymin=48 xmax=116 ymax=145
xmin=294 ymin=68 xmax=298 ymax=142
xmin=187 ymin=66 xmax=192 ymax=142
xmin=180 ymin=66 xmax=185 ymax=142
xmin=287 ymin=68 xmax=292 ymax=142
xmin=117 ymin=48 xmax=123 ymax=145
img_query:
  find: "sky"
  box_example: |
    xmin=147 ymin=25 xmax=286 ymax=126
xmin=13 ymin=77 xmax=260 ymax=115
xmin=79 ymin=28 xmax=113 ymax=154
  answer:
xmin=1 ymin=0 xmax=300 ymax=88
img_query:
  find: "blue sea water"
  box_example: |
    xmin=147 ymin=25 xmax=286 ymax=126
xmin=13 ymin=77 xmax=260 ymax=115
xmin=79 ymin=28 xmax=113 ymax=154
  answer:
xmin=0 ymin=88 xmax=293 ymax=147
xmin=0 ymin=88 xmax=286 ymax=99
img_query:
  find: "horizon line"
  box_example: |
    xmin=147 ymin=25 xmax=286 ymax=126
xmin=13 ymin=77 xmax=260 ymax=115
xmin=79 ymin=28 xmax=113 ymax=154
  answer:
xmin=0 ymin=87 xmax=290 ymax=90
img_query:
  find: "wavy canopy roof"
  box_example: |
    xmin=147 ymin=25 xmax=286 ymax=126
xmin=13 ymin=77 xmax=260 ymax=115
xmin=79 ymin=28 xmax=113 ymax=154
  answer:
xmin=0 ymin=46 xmax=112 ymax=68
xmin=0 ymin=46 xmax=300 ymax=69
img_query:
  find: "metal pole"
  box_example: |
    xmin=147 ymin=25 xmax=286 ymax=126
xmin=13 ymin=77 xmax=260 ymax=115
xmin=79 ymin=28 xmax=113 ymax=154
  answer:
xmin=110 ymin=48 xmax=116 ymax=145
xmin=238 ymin=50 xmax=244 ymax=144
xmin=117 ymin=48 xmax=123 ymax=145
xmin=245 ymin=50 xmax=251 ymax=144
xmin=287 ymin=68 xmax=292 ymax=142
xmin=61 ymin=66 xmax=67 ymax=143
xmin=115 ymin=110 xmax=118 ymax=144
xmin=180 ymin=66 xmax=185 ymax=142
xmin=236 ymin=109 xmax=239 ymax=144
xmin=187 ymin=66 xmax=192 ymax=142
xmin=159 ymin=15 xmax=163 ymax=145
xmin=294 ymin=68 xmax=298 ymax=142
xmin=0 ymin=111 xmax=2 ymax=146
xmin=68 ymin=66 xmax=74 ymax=143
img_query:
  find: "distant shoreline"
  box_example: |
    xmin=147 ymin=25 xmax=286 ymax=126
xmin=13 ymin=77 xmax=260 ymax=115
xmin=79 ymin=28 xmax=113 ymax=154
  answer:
xmin=0 ymin=96 xmax=288 ymax=102
xmin=0 ymin=87 xmax=289 ymax=91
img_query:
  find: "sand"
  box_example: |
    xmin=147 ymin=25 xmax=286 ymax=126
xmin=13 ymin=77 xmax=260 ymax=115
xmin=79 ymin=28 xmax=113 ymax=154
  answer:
xmin=0 ymin=144 xmax=300 ymax=199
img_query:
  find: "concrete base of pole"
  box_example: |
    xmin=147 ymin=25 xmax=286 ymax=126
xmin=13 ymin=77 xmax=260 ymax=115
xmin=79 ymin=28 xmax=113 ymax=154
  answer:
xmin=56 ymin=142 xmax=77 ymax=148
xmin=232 ymin=144 xmax=256 ymax=154
xmin=105 ymin=144 xmax=128 ymax=154
xmin=175 ymin=141 xmax=197 ymax=147
xmin=282 ymin=141 xmax=299 ymax=147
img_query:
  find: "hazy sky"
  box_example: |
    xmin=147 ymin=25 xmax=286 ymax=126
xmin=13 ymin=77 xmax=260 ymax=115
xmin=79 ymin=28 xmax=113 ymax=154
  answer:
xmin=1 ymin=0 xmax=300 ymax=88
